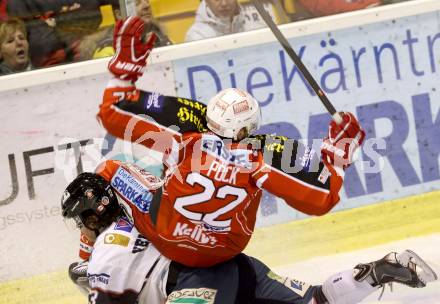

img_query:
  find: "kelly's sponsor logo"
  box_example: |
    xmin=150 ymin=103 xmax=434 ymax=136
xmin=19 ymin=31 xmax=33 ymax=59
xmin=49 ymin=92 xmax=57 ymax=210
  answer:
xmin=172 ymin=222 xmax=217 ymax=246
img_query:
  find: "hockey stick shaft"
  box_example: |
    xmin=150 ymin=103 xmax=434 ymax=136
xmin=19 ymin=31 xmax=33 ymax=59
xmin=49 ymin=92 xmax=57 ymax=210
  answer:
xmin=251 ymin=0 xmax=342 ymax=123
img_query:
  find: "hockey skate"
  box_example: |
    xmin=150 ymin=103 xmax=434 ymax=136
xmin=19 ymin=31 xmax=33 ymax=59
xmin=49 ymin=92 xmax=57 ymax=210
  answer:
xmin=354 ymin=249 xmax=438 ymax=288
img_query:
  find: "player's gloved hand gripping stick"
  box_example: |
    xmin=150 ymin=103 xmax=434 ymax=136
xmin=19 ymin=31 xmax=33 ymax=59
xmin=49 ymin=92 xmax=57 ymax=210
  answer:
xmin=322 ymin=112 xmax=365 ymax=170
xmin=251 ymin=0 xmax=366 ymax=170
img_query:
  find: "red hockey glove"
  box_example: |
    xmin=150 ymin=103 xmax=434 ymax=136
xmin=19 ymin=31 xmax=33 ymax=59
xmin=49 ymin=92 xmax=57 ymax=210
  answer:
xmin=321 ymin=112 xmax=365 ymax=170
xmin=108 ymin=16 xmax=156 ymax=82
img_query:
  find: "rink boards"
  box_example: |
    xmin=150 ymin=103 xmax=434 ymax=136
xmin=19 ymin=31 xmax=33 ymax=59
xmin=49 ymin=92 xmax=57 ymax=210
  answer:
xmin=1 ymin=0 xmax=440 ymax=302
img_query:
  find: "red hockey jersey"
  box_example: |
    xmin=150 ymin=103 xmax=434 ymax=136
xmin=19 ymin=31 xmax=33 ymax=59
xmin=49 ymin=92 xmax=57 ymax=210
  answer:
xmin=96 ymin=79 xmax=343 ymax=267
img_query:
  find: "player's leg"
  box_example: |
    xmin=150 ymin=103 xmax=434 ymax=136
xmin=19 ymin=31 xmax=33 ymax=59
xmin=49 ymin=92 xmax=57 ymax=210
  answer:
xmin=246 ymin=249 xmax=437 ymax=304
xmin=245 ymin=255 xmax=324 ymax=304
xmin=165 ymin=258 xmax=240 ymax=304
xmin=322 ymin=249 xmax=438 ymax=303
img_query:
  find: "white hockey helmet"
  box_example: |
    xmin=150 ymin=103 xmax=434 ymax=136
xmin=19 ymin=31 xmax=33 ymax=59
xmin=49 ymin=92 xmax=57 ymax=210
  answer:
xmin=206 ymin=88 xmax=261 ymax=140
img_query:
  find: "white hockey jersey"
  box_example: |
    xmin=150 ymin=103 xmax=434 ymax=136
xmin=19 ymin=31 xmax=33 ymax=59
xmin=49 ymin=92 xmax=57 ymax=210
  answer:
xmin=87 ymin=217 xmax=171 ymax=303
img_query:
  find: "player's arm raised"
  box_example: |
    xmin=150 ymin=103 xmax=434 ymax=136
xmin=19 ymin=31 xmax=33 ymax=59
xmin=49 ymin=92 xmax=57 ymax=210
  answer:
xmin=98 ymin=17 xmax=208 ymax=156
xmin=252 ymin=112 xmax=365 ymax=216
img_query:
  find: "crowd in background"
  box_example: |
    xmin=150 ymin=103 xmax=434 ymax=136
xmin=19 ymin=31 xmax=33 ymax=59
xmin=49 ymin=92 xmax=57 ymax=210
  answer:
xmin=0 ymin=0 xmax=417 ymax=76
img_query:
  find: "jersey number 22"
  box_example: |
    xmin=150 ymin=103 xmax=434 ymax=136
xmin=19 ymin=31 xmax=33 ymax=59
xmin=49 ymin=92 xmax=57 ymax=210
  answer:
xmin=174 ymin=172 xmax=247 ymax=229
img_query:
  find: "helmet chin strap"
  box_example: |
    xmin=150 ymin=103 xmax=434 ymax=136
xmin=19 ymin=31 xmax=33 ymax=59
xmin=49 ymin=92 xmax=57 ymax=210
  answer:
xmin=85 ymin=227 xmax=103 ymax=240
xmin=94 ymin=228 xmax=102 ymax=237
xmin=94 ymin=221 xmax=111 ymax=237
xmin=82 ymin=217 xmax=107 ymax=240
xmin=234 ymin=127 xmax=249 ymax=141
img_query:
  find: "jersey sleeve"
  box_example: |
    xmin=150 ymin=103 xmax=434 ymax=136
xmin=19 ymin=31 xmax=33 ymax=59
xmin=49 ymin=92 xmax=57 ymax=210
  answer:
xmin=98 ymin=78 xmax=208 ymax=163
xmin=251 ymin=135 xmax=343 ymax=216
xmin=95 ymin=159 xmax=123 ymax=182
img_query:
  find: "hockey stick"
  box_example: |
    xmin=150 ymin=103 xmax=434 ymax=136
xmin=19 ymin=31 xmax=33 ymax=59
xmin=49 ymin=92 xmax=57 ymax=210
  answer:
xmin=251 ymin=0 xmax=342 ymax=124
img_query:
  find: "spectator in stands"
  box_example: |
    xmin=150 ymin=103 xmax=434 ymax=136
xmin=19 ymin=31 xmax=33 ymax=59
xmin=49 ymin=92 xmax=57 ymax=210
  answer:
xmin=134 ymin=0 xmax=171 ymax=46
xmin=295 ymin=0 xmax=382 ymax=18
xmin=79 ymin=0 xmax=170 ymax=61
xmin=185 ymin=0 xmax=271 ymax=42
xmin=0 ymin=18 xmax=31 ymax=75
xmin=6 ymin=1 xmax=86 ymax=68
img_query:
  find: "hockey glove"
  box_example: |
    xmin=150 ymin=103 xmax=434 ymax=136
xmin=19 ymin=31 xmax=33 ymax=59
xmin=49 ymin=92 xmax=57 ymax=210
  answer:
xmin=321 ymin=112 xmax=365 ymax=170
xmin=108 ymin=16 xmax=157 ymax=82
xmin=68 ymin=260 xmax=90 ymax=296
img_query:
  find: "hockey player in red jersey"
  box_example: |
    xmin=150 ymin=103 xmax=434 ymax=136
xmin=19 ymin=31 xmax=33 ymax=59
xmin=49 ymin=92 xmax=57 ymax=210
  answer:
xmin=96 ymin=16 xmax=365 ymax=267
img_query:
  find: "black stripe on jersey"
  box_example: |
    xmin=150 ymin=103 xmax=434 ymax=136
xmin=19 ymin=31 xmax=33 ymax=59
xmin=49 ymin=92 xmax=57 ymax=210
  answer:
xmin=115 ymin=91 xmax=208 ymax=134
xmin=251 ymin=134 xmax=330 ymax=190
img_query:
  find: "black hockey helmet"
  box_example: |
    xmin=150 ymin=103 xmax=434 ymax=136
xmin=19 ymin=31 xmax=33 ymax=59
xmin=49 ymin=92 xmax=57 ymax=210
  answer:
xmin=61 ymin=172 xmax=120 ymax=231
